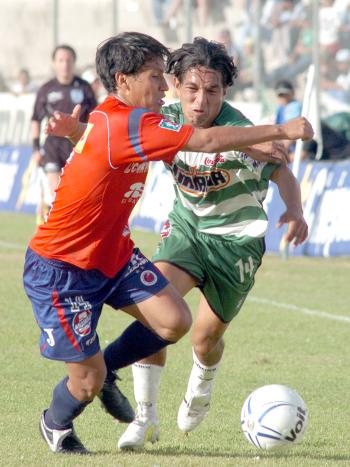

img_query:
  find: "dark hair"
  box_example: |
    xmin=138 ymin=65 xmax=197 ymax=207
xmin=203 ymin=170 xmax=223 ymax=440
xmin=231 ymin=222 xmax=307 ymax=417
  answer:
xmin=96 ymin=32 xmax=170 ymax=94
xmin=52 ymin=44 xmax=77 ymax=61
xmin=274 ymin=79 xmax=294 ymax=95
xmin=166 ymin=37 xmax=238 ymax=88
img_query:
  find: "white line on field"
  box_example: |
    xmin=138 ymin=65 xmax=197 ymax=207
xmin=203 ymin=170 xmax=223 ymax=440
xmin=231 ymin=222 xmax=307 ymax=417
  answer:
xmin=0 ymin=240 xmax=25 ymax=251
xmin=248 ymin=296 xmax=350 ymax=324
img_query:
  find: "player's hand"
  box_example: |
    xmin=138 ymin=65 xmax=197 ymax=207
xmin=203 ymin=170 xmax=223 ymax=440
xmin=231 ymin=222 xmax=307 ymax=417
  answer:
xmin=281 ymin=117 xmax=314 ymax=141
xmin=276 ymin=209 xmax=308 ymax=246
xmin=45 ymin=104 xmax=81 ymax=137
xmin=245 ymin=141 xmax=290 ymax=164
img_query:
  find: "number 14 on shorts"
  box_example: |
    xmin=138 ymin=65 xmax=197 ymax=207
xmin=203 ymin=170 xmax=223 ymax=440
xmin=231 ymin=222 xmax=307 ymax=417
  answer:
xmin=235 ymin=256 xmax=254 ymax=283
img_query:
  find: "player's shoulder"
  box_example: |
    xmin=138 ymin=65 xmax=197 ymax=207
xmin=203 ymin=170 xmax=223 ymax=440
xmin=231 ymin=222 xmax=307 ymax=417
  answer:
xmin=36 ymin=78 xmax=58 ymax=94
xmin=214 ymin=101 xmax=252 ymax=127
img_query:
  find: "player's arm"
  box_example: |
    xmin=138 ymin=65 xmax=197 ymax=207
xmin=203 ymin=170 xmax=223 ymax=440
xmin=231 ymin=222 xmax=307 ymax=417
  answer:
xmin=31 ymin=120 xmax=42 ymax=165
xmin=183 ymin=117 xmax=313 ymax=165
xmin=270 ymin=165 xmax=308 ymax=246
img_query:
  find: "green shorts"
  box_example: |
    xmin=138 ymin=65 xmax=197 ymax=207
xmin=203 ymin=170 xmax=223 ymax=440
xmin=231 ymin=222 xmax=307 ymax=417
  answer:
xmin=152 ymin=216 xmax=265 ymax=322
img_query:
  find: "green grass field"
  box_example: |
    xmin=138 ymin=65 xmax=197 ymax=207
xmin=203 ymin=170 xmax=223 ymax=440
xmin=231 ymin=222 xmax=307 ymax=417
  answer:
xmin=1 ymin=211 xmax=349 ymax=466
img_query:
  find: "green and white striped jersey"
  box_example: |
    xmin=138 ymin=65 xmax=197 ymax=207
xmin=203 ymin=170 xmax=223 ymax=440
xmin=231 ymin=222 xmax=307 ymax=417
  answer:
xmin=161 ymin=101 xmax=278 ymax=240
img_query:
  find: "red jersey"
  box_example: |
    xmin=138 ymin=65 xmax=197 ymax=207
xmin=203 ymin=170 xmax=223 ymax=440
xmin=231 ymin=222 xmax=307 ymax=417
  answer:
xmin=30 ymin=96 xmax=193 ymax=277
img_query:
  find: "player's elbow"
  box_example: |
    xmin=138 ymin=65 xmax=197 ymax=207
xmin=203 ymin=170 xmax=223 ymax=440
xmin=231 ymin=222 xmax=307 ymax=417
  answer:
xmin=185 ymin=129 xmax=219 ymax=153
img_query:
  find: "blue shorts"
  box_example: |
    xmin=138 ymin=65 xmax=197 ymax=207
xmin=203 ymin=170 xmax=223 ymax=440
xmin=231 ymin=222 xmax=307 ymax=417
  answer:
xmin=23 ymin=248 xmax=168 ymax=362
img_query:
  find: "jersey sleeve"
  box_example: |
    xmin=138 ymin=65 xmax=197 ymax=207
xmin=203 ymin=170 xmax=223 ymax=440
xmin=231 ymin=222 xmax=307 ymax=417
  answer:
xmin=32 ymin=86 xmax=47 ymax=122
xmin=111 ymin=109 xmax=193 ymax=165
xmin=214 ymin=101 xmax=253 ymax=127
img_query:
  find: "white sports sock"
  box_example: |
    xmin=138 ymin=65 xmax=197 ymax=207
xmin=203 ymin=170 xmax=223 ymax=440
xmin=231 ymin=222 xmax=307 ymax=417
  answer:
xmin=132 ymin=363 xmax=163 ymax=417
xmin=186 ymin=348 xmax=220 ymax=397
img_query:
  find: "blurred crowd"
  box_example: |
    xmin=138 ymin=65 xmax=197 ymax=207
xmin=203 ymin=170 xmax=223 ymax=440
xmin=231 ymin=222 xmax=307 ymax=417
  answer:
xmin=1 ymin=0 xmax=350 ymax=160
xmin=2 ymin=0 xmax=350 ymax=106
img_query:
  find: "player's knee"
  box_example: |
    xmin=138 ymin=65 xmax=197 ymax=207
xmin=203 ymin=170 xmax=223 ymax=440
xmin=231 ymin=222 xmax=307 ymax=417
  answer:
xmin=194 ymin=335 xmax=224 ymax=357
xmin=159 ymin=304 xmax=192 ymax=342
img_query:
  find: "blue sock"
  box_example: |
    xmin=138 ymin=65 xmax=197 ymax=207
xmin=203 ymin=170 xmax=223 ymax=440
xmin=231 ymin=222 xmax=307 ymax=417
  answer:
xmin=104 ymin=321 xmax=173 ymax=382
xmin=44 ymin=377 xmax=90 ymax=430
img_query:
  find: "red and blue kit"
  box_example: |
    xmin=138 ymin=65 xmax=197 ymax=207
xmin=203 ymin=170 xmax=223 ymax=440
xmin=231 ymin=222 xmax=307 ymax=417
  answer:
xmin=24 ymin=96 xmax=193 ymax=362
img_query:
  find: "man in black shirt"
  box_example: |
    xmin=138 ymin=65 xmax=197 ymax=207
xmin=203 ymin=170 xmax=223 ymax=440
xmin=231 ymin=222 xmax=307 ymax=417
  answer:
xmin=32 ymin=44 xmax=97 ymax=221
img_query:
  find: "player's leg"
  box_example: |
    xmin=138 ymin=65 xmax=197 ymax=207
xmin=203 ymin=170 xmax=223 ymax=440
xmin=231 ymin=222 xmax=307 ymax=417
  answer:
xmin=41 ymin=352 xmax=106 ymax=454
xmin=37 ymin=147 xmax=64 ymax=224
xmin=99 ymin=249 xmax=191 ymax=424
xmin=177 ymin=295 xmax=229 ymax=433
xmin=23 ymin=248 xmax=109 ymax=454
xmin=118 ymin=261 xmax=197 ymax=450
xmin=177 ymin=236 xmax=265 ymax=433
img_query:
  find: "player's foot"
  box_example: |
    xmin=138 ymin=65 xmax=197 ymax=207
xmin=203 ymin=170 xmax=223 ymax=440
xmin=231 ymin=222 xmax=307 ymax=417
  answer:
xmin=177 ymin=392 xmax=211 ymax=433
xmin=98 ymin=373 xmax=135 ymax=423
xmin=40 ymin=411 xmax=89 ymax=454
xmin=117 ymin=405 xmax=160 ymax=451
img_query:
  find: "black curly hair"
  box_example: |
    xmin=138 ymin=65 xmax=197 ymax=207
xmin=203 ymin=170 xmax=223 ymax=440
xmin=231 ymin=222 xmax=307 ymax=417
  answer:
xmin=166 ymin=37 xmax=238 ymax=88
xmin=96 ymin=32 xmax=170 ymax=93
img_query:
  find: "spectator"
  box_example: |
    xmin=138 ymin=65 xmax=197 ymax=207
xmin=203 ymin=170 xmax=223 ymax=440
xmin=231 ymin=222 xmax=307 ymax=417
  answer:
xmin=0 ymin=70 xmax=8 ymax=92
xmin=216 ymin=29 xmax=240 ymax=66
xmin=151 ymin=0 xmax=173 ymax=25
xmin=274 ymin=79 xmax=302 ymax=156
xmin=266 ymin=6 xmax=312 ymax=84
xmin=322 ymin=49 xmax=350 ymax=104
xmin=319 ymin=0 xmax=341 ymax=57
xmin=10 ymin=68 xmax=38 ymax=96
xmin=303 ymin=121 xmax=350 ymax=160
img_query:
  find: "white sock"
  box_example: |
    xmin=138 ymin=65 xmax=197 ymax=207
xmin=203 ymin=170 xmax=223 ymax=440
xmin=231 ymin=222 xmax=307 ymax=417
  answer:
xmin=186 ymin=348 xmax=220 ymax=397
xmin=132 ymin=363 xmax=163 ymax=418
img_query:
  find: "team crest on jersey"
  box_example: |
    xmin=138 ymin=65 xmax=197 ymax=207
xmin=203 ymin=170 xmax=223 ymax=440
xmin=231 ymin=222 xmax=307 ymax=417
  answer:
xmin=73 ymin=310 xmax=92 ymax=336
xmin=70 ymin=88 xmax=84 ymax=104
xmin=160 ymin=220 xmax=172 ymax=238
xmin=159 ymin=119 xmax=182 ymax=132
xmin=171 ymin=163 xmax=230 ymax=196
xmin=140 ymin=270 xmax=158 ymax=286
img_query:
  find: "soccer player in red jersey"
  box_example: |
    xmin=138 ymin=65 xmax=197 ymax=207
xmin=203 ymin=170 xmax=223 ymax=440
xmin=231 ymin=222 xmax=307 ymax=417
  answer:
xmin=25 ymin=32 xmax=313 ymax=455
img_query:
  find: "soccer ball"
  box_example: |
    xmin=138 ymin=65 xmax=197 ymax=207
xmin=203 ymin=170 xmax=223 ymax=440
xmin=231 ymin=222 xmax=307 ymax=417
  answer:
xmin=241 ymin=384 xmax=308 ymax=451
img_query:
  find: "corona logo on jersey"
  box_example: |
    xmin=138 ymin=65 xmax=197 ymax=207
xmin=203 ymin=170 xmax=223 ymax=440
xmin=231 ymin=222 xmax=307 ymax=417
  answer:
xmin=73 ymin=310 xmax=92 ymax=336
xmin=140 ymin=270 xmax=158 ymax=286
xmin=171 ymin=163 xmax=230 ymax=196
xmin=122 ymin=182 xmax=145 ymax=204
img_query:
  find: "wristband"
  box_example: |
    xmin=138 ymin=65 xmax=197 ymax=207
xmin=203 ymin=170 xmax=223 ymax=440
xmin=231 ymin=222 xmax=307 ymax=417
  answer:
xmin=33 ymin=137 xmax=40 ymax=151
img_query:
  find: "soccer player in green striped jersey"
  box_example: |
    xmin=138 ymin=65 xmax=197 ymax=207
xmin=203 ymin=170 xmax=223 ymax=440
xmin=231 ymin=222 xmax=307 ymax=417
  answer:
xmin=118 ymin=37 xmax=308 ymax=449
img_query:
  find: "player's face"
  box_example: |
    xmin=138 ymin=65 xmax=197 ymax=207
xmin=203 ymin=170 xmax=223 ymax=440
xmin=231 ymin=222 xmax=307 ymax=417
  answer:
xmin=125 ymin=58 xmax=169 ymax=113
xmin=175 ymin=67 xmax=226 ymax=128
xmin=53 ymin=49 xmax=75 ymax=84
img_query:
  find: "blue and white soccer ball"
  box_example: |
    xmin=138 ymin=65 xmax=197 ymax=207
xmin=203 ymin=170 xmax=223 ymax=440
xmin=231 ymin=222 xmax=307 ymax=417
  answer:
xmin=241 ymin=384 xmax=308 ymax=451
